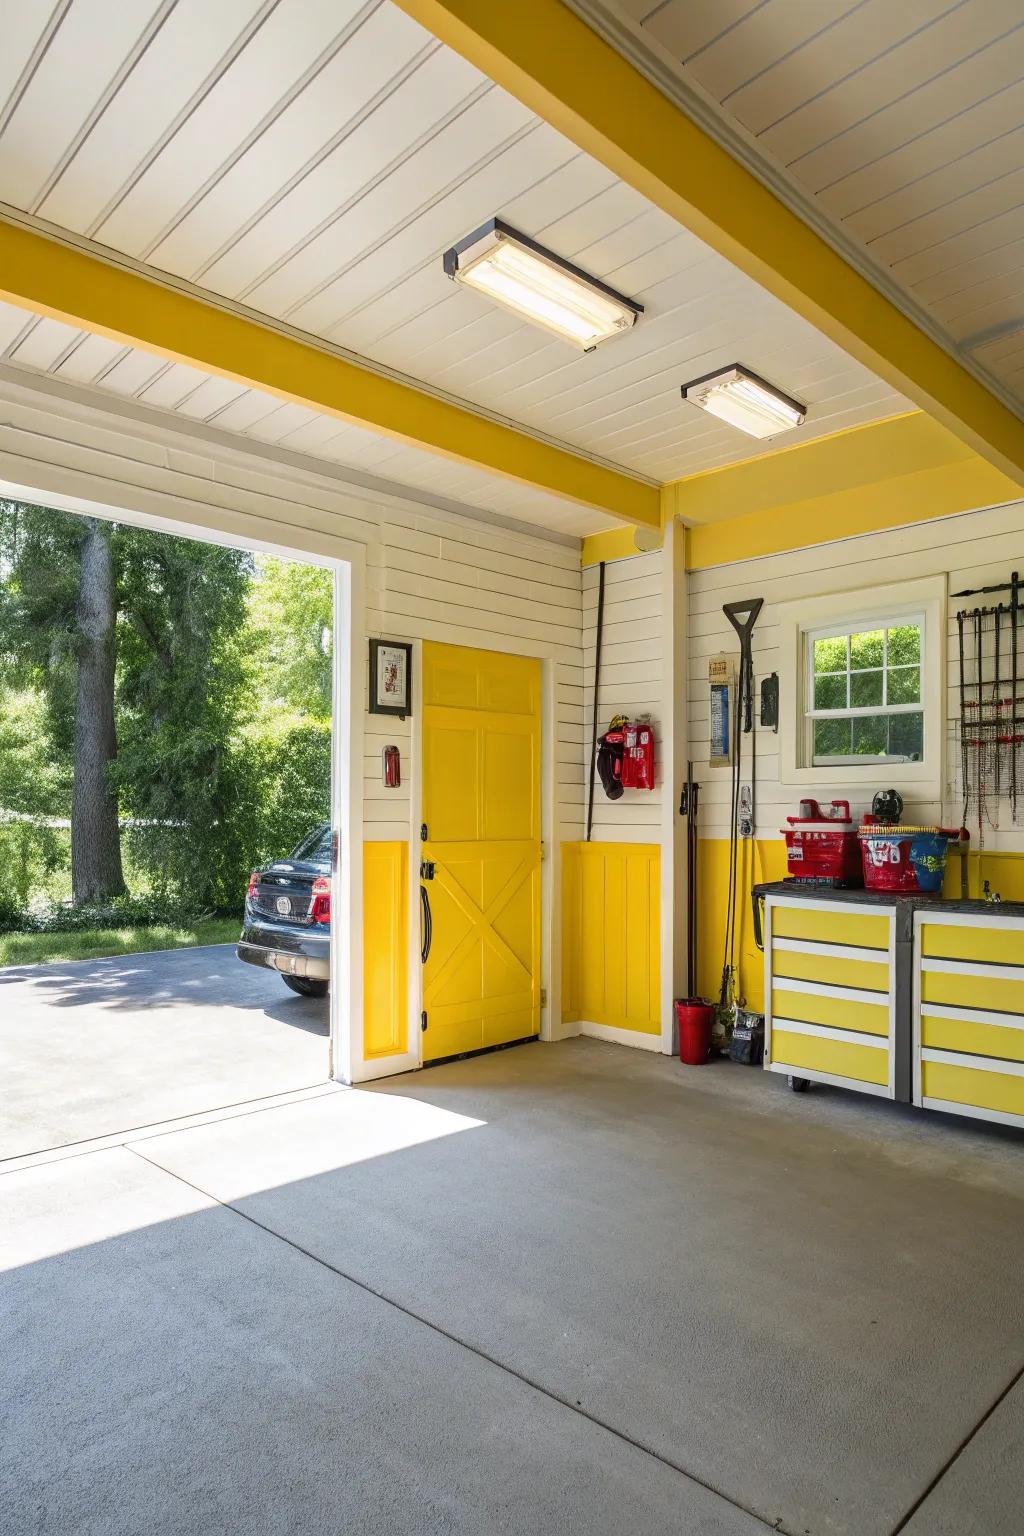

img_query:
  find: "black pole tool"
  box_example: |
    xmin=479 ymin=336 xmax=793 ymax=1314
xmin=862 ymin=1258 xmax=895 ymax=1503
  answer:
xmin=720 ymin=597 xmax=764 ymax=1014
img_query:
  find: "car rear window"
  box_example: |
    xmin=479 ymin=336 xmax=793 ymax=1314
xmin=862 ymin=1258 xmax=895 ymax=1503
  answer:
xmin=290 ymin=825 xmax=331 ymax=862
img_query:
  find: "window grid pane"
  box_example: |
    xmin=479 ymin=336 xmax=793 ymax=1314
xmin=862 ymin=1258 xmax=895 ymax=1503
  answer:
xmin=806 ymin=619 xmax=925 ymax=763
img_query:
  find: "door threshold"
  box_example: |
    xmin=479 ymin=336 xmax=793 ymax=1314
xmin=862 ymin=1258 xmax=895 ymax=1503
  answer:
xmin=422 ymin=1035 xmax=539 ymax=1070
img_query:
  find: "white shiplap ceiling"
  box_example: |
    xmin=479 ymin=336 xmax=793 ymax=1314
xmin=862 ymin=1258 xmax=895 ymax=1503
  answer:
xmin=599 ymin=0 xmax=1024 ymax=418
xmin=0 ymin=0 xmax=912 ymax=497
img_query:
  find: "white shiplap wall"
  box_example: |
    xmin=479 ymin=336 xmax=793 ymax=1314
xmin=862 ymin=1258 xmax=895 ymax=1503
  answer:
xmin=0 ymin=373 xmax=584 ymax=843
xmin=689 ymin=500 xmax=1024 ymax=851
xmin=366 ymin=504 xmax=584 ymax=840
xmin=581 ymin=551 xmax=663 ymax=842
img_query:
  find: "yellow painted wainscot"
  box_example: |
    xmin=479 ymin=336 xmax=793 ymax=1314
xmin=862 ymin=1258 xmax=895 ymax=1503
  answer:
xmin=915 ymin=908 xmax=1024 ymax=1129
xmin=562 ymin=842 xmax=660 ymax=1048
xmin=363 ymin=842 xmax=409 ymax=1060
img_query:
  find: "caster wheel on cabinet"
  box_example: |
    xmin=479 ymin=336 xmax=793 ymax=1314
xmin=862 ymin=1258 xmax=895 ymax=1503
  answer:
xmin=788 ymin=1075 xmax=810 ymax=1093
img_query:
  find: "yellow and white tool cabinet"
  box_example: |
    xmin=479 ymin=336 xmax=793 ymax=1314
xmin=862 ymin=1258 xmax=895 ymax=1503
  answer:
xmin=915 ymin=909 xmax=1024 ymax=1129
xmin=763 ymin=893 xmax=901 ymax=1099
xmin=760 ymin=883 xmax=1024 ymax=1129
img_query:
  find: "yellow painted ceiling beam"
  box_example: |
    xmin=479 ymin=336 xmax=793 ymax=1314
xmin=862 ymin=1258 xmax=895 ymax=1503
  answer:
xmin=393 ymin=0 xmax=1024 ymax=486
xmin=581 ymin=523 xmax=664 ymax=566
xmin=0 ymin=217 xmax=660 ymax=528
xmin=670 ymin=414 xmax=1021 ymax=569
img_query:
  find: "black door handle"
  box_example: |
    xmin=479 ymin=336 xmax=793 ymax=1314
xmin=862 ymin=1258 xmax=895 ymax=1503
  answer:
xmin=752 ymin=891 xmax=765 ymax=953
xmin=420 ymin=885 xmax=432 ymax=964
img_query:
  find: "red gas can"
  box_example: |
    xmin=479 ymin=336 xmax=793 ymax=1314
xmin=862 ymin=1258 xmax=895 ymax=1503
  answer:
xmin=781 ymin=799 xmax=861 ymax=885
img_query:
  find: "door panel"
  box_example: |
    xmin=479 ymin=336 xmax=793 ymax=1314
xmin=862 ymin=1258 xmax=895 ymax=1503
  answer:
xmin=421 ymin=643 xmax=541 ymax=1063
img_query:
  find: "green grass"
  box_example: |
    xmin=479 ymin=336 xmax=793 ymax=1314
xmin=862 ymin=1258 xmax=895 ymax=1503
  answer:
xmin=0 ymin=916 xmax=241 ymax=969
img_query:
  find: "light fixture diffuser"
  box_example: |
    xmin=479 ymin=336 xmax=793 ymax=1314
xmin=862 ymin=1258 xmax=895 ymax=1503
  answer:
xmin=443 ymin=218 xmax=642 ymax=350
xmin=681 ymin=365 xmax=806 ymax=439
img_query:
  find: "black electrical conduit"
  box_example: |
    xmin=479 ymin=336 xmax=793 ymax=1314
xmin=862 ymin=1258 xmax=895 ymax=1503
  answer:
xmin=586 ymin=560 xmax=606 ymax=842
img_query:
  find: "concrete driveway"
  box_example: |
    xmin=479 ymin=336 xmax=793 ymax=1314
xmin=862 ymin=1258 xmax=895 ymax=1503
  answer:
xmin=0 ymin=944 xmax=329 ymax=1160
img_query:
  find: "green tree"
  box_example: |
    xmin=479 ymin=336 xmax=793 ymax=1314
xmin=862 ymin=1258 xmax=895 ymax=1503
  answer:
xmin=0 ymin=502 xmax=124 ymax=903
xmin=0 ymin=501 xmax=253 ymax=909
xmin=112 ymin=529 xmax=253 ymax=909
xmin=247 ymin=556 xmax=333 ymax=721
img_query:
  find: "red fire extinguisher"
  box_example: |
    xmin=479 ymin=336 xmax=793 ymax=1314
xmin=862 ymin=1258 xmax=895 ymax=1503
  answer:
xmin=620 ymin=718 xmax=655 ymax=791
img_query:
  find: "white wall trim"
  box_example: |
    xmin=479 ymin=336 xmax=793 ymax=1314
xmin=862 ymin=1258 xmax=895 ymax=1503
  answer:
xmin=579 ymin=1020 xmax=663 ymax=1051
xmin=776 ymin=574 xmax=946 ymax=799
xmin=659 ymin=519 xmax=687 ymax=1051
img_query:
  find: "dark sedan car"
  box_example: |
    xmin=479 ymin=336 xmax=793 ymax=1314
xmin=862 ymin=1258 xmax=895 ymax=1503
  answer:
xmin=237 ymin=823 xmax=332 ymax=997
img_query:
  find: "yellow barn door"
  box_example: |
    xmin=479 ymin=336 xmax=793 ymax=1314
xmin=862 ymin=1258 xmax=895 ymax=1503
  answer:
xmin=420 ymin=642 xmax=541 ymax=1063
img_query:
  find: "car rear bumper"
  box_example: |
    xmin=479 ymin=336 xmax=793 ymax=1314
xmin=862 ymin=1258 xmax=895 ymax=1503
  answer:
xmin=236 ymin=919 xmax=330 ymax=981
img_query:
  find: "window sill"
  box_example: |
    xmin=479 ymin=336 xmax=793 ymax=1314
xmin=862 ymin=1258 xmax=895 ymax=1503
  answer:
xmin=781 ymin=759 xmax=939 ymax=799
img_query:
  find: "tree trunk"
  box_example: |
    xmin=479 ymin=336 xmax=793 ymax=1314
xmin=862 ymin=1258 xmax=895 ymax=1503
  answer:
xmin=71 ymin=522 xmax=125 ymax=904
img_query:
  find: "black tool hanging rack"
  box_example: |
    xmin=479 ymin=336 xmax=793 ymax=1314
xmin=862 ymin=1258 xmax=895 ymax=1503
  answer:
xmin=952 ymin=570 xmax=1024 ymax=835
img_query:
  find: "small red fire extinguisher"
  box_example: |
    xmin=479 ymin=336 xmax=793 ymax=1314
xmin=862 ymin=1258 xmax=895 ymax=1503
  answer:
xmin=383 ymin=745 xmax=400 ymax=788
xmin=620 ymin=718 xmax=655 ymax=790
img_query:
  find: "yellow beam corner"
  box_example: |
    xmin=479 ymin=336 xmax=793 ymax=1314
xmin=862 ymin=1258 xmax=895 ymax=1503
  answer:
xmin=581 ymin=524 xmax=663 ymax=566
xmin=0 ymin=217 xmax=660 ymax=529
xmin=673 ymin=414 xmax=1021 ymax=569
xmin=392 ymin=0 xmax=1024 ymax=487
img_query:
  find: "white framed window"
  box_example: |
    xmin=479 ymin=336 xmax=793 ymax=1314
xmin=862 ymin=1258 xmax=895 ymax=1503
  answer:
xmin=805 ymin=614 xmax=924 ymax=766
xmin=777 ymin=576 xmax=945 ymax=797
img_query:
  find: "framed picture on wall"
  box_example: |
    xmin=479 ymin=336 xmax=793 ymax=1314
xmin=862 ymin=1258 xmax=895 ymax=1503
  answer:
xmin=369 ymin=639 xmax=412 ymax=719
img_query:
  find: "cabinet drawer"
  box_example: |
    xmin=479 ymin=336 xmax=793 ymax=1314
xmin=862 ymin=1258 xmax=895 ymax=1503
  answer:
xmin=772 ymin=983 xmax=889 ymax=1036
xmin=920 ymin=1010 xmax=1024 ymax=1064
xmin=920 ymin=962 xmax=1024 ymax=1016
xmin=772 ymin=944 xmax=890 ymax=993
xmin=921 ymin=1052 xmax=1024 ymax=1119
xmin=920 ymin=923 xmax=1024 ymax=966
xmin=771 ymin=1027 xmax=888 ymax=1087
xmin=771 ymin=904 xmax=889 ymax=951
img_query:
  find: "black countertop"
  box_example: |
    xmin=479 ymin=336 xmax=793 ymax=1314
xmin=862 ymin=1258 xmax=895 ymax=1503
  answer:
xmin=752 ymin=880 xmax=1024 ymax=919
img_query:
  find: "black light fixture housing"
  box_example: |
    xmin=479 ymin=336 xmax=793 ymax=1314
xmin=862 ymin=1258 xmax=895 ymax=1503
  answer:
xmin=681 ymin=363 xmax=806 ymax=438
xmin=443 ymin=217 xmax=643 ymax=350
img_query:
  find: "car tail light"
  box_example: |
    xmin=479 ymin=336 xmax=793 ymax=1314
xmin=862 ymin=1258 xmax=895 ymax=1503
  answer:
xmin=310 ymin=875 xmax=331 ymax=924
xmin=247 ymin=870 xmax=260 ymax=900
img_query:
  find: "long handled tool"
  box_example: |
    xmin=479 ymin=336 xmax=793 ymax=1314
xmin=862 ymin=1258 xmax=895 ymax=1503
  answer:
xmin=957 ymin=609 xmax=968 ymax=829
xmin=680 ymin=760 xmax=700 ymax=996
xmin=1013 ymin=579 xmax=1019 ymax=821
xmin=720 ymin=597 xmax=763 ymax=1014
xmin=975 ymin=607 xmax=984 ymax=840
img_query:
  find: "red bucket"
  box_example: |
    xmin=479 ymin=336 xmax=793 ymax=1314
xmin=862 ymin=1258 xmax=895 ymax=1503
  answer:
xmin=675 ymin=998 xmax=713 ymax=1065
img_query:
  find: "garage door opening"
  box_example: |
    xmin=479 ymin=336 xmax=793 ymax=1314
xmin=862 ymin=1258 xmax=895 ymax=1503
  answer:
xmin=0 ymin=492 xmax=355 ymax=1161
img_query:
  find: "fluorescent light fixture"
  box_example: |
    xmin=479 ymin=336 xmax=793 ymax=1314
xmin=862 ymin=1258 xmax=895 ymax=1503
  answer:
xmin=443 ymin=217 xmax=642 ymax=350
xmin=681 ymin=365 xmax=806 ymax=439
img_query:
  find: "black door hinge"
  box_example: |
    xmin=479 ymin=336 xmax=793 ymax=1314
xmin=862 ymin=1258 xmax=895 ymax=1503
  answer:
xmin=420 ymin=860 xmax=435 ymax=880
xmin=421 ymin=1011 xmax=428 ymax=1032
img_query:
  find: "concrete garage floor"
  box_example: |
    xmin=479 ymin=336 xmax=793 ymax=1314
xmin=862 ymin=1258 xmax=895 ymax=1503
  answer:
xmin=0 ymin=944 xmax=328 ymax=1159
xmin=4 ymin=1039 xmax=1024 ymax=1536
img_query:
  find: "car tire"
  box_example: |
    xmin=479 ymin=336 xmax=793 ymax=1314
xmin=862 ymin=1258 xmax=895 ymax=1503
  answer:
xmin=282 ymin=975 xmax=328 ymax=999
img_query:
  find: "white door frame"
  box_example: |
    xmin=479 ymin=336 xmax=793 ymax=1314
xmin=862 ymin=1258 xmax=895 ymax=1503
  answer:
xmin=0 ymin=470 xmax=365 ymax=1087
